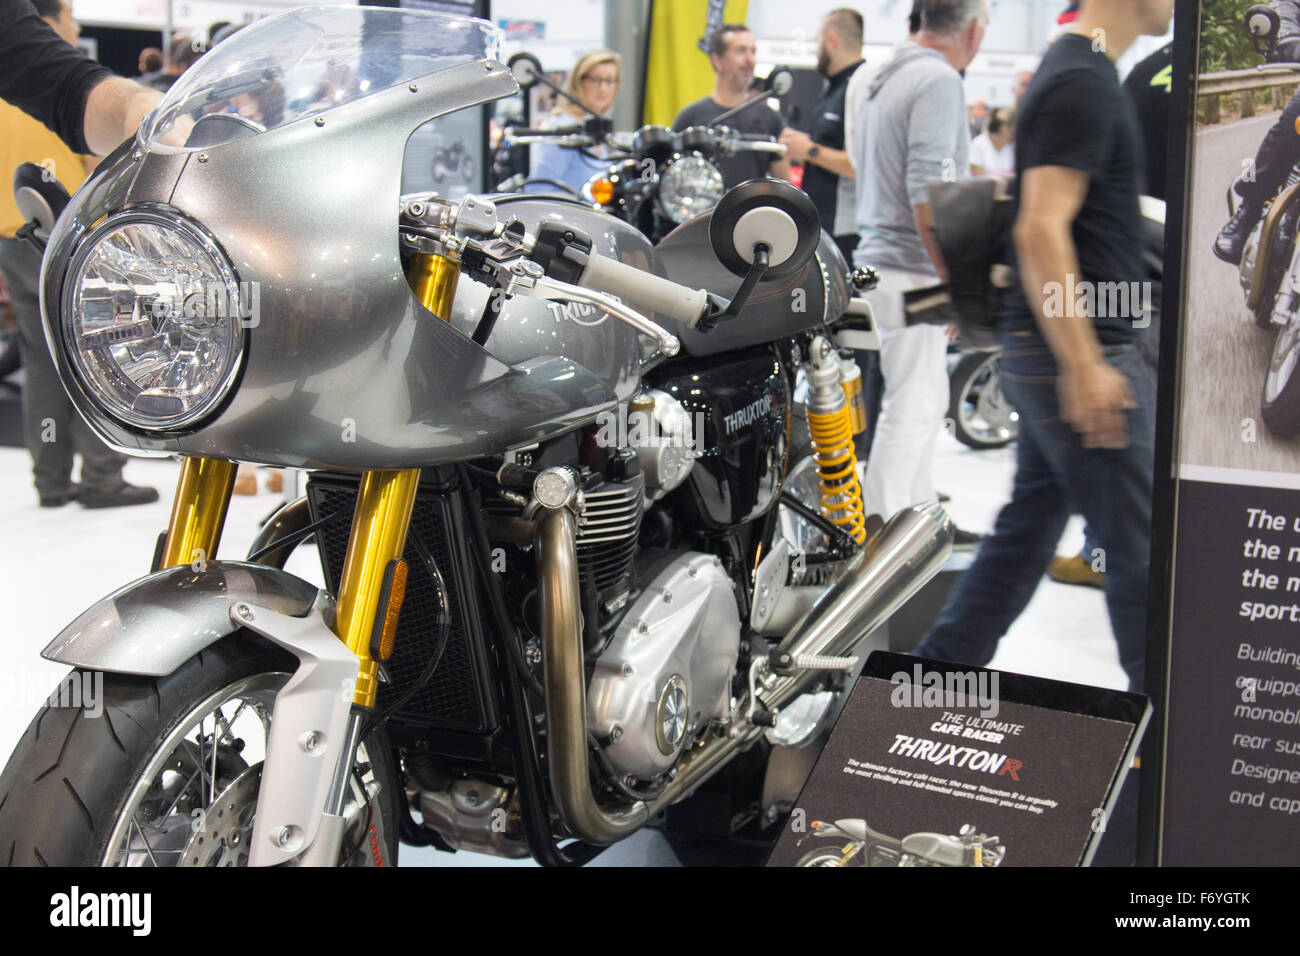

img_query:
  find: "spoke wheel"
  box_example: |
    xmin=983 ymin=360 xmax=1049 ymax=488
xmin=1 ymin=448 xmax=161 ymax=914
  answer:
xmin=0 ymin=635 xmax=398 ymax=867
xmin=948 ymin=351 xmax=1018 ymax=450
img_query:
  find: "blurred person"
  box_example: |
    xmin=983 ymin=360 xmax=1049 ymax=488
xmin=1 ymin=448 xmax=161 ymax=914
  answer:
xmin=969 ymin=105 xmax=1015 ymax=176
xmin=914 ymin=0 xmax=1175 ymax=693
xmin=967 ymin=97 xmax=988 ymax=137
xmin=138 ymin=46 xmax=162 ymax=76
xmin=144 ymin=33 xmax=203 ymax=92
xmin=527 ymin=49 xmax=621 ymax=195
xmin=778 ymin=8 xmax=865 ymax=263
xmin=1013 ymin=69 xmax=1033 ymax=105
xmin=0 ymin=0 xmax=157 ymax=508
xmin=848 ymin=0 xmax=988 ymax=547
xmin=673 ymin=24 xmax=793 ymax=187
xmin=0 ymin=0 xmax=163 ymax=156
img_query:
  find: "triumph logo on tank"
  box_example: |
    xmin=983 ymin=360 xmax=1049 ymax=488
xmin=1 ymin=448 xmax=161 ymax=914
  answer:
xmin=49 ymin=886 xmax=151 ymax=936
xmin=545 ymin=295 xmax=625 ymax=327
xmin=724 ymin=394 xmax=777 ymax=435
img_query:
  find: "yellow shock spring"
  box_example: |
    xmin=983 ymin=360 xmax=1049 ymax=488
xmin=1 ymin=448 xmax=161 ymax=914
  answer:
xmin=807 ymin=405 xmax=867 ymax=545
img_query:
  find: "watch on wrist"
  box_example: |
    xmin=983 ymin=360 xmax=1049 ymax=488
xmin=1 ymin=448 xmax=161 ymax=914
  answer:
xmin=807 ymin=144 xmax=821 ymax=161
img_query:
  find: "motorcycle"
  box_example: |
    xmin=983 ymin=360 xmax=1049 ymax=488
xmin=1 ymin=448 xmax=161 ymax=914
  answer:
xmin=947 ymin=348 xmax=1017 ymax=450
xmin=432 ymin=140 xmax=475 ymax=185
xmin=1230 ymin=6 xmax=1300 ymax=435
xmin=0 ymin=8 xmax=950 ymax=867
xmin=497 ymin=52 xmax=793 ymax=244
xmin=795 ymin=818 xmax=1005 ymax=867
xmin=0 ymin=284 xmax=18 ymax=380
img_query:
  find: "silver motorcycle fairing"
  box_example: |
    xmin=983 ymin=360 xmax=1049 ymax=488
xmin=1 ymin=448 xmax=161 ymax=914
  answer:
xmin=42 ymin=561 xmax=318 ymax=676
xmin=40 ymin=57 xmax=619 ymax=469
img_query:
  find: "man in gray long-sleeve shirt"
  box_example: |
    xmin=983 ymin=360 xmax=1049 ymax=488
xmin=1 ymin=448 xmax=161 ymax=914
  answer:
xmin=847 ymin=0 xmax=987 ymax=528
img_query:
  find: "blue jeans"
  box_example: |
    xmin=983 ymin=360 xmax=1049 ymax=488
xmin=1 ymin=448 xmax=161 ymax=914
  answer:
xmin=914 ymin=332 xmax=1155 ymax=691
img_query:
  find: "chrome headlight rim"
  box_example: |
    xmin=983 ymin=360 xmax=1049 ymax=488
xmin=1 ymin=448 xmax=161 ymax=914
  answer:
xmin=60 ymin=204 xmax=249 ymax=434
xmin=656 ymin=153 xmax=725 ymax=225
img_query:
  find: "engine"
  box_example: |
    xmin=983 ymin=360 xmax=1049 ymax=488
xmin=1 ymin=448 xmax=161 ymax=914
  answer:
xmin=586 ymin=551 xmax=740 ymax=781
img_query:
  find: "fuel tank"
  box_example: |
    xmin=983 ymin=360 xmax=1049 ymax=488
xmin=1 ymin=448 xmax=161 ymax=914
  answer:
xmin=647 ymin=346 xmax=788 ymax=530
xmin=651 ymin=216 xmax=852 ymax=357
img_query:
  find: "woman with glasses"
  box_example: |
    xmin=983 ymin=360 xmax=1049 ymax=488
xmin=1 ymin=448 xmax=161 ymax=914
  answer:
xmin=526 ymin=49 xmax=621 ymax=195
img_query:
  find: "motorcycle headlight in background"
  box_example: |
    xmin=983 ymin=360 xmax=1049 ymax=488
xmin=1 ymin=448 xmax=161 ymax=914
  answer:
xmin=61 ymin=210 xmax=246 ymax=431
xmin=657 ymin=155 xmax=725 ymax=225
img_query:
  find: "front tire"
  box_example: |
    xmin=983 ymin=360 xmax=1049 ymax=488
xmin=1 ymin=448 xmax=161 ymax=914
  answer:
xmin=0 ymin=635 xmax=397 ymax=867
xmin=1261 ymin=319 xmax=1300 ymax=436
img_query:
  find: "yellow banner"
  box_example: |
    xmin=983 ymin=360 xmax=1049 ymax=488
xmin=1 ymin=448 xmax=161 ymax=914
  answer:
xmin=642 ymin=0 xmax=750 ymax=127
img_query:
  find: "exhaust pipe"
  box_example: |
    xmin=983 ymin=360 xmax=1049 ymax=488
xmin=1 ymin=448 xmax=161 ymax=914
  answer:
xmin=534 ymin=498 xmax=951 ymax=844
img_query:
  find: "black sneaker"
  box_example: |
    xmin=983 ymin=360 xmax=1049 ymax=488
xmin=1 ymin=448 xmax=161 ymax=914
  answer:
xmin=1212 ymin=203 xmax=1261 ymax=266
xmin=80 ymin=482 xmax=160 ymax=509
xmin=952 ymin=526 xmax=985 ymax=551
xmin=38 ymin=483 xmax=80 ymax=508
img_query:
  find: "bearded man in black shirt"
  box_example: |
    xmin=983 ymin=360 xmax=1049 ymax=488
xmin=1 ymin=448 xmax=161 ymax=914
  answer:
xmin=915 ymin=0 xmax=1174 ymax=693
xmin=672 ymin=24 xmax=793 ymax=188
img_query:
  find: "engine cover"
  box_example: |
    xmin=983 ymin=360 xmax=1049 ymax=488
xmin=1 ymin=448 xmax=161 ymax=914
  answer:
xmin=587 ymin=552 xmax=740 ymax=779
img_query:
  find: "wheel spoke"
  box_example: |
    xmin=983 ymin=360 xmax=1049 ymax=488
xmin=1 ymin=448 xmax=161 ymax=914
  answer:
xmin=130 ymin=816 xmax=160 ymax=867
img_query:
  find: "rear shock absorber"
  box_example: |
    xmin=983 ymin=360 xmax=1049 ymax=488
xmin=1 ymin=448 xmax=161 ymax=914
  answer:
xmin=805 ymin=336 xmax=867 ymax=545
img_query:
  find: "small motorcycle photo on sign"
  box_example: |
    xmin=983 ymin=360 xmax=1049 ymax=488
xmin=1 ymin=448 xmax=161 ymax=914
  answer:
xmin=766 ymin=652 xmax=1149 ymax=867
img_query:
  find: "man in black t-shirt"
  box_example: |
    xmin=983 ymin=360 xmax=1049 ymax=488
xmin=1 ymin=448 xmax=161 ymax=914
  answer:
xmin=915 ymin=0 xmax=1174 ymax=694
xmin=777 ymin=9 xmax=864 ymax=261
xmin=1123 ymin=40 xmax=1172 ymax=201
xmin=672 ymin=24 xmax=792 ymax=188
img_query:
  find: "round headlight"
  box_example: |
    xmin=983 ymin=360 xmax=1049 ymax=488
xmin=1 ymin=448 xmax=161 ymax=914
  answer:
xmin=62 ymin=210 xmax=246 ymax=431
xmin=658 ymin=155 xmax=725 ymax=224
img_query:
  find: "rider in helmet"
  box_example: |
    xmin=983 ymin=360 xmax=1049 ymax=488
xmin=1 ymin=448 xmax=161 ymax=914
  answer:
xmin=1214 ymin=0 xmax=1300 ymax=264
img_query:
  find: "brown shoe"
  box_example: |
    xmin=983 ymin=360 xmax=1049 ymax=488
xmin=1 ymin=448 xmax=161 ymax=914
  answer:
xmin=233 ymin=465 xmax=258 ymax=495
xmin=1046 ymin=554 xmax=1105 ymax=589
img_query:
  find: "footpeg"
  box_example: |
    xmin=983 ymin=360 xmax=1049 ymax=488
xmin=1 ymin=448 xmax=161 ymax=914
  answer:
xmin=769 ymin=650 xmax=859 ymax=675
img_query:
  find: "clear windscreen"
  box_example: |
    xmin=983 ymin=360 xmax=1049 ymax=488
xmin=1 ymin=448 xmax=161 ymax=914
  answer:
xmin=139 ymin=7 xmax=503 ymax=150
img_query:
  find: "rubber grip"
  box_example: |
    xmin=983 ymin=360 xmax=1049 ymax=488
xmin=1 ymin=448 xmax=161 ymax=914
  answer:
xmin=580 ymin=254 xmax=708 ymax=327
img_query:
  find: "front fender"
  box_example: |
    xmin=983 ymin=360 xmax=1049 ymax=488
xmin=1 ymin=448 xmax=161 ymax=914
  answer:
xmin=42 ymin=561 xmax=320 ymax=676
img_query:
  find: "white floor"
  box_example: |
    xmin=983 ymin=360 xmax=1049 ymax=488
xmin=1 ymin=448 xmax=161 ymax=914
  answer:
xmin=0 ymin=428 xmax=1123 ymax=866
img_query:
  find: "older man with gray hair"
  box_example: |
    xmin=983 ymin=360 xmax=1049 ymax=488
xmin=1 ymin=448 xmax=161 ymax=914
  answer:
xmin=847 ymin=0 xmax=989 ymax=541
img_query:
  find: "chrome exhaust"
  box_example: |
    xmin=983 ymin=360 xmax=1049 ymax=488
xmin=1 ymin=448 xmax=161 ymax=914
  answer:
xmin=534 ymin=499 xmax=952 ymax=844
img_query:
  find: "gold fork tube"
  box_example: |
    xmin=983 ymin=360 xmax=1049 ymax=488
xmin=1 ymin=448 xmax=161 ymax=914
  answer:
xmin=408 ymin=251 xmax=461 ymax=321
xmin=159 ymin=457 xmax=238 ymax=569
xmin=334 ymin=469 xmax=421 ymax=708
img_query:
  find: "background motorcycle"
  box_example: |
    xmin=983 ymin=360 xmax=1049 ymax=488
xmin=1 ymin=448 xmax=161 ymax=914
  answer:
xmin=795 ymin=818 xmax=1005 ymax=867
xmin=432 ymin=140 xmax=475 ymax=185
xmin=496 ymin=52 xmax=793 ymax=245
xmin=0 ymin=8 xmax=947 ymax=868
xmin=1231 ymin=6 xmax=1300 ymax=435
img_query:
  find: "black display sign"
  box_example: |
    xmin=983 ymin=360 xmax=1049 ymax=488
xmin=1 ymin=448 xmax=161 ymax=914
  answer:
xmin=767 ymin=653 xmax=1148 ymax=867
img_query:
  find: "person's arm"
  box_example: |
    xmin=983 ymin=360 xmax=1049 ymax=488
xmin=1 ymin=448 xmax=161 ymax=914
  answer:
xmin=0 ymin=0 xmax=114 ymax=154
xmin=82 ymin=76 xmax=164 ymax=155
xmin=768 ymin=156 xmax=794 ymax=183
xmin=777 ymin=129 xmax=855 ymax=178
xmin=1015 ymin=166 xmax=1133 ymax=448
xmin=904 ymin=74 xmax=967 ymax=278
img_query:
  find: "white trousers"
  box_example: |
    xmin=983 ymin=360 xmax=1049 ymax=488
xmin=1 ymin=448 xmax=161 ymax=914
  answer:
xmin=860 ymin=267 xmax=949 ymax=521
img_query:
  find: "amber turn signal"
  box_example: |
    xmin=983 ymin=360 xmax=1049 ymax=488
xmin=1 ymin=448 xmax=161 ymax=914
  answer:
xmin=591 ymin=178 xmax=616 ymax=205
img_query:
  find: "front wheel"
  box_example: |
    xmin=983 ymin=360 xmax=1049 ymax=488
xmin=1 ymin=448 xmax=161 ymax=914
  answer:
xmin=0 ymin=635 xmax=398 ymax=867
xmin=1261 ymin=318 xmax=1300 ymax=436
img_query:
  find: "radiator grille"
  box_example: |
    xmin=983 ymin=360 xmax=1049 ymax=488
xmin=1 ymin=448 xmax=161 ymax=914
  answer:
xmin=307 ymin=477 xmax=492 ymax=732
